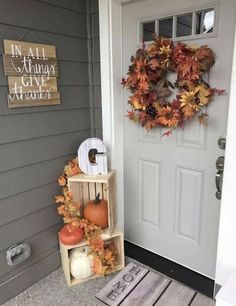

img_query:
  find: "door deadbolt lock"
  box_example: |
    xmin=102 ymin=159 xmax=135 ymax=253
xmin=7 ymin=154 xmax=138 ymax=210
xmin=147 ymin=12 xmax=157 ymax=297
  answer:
xmin=218 ymin=136 xmax=226 ymax=150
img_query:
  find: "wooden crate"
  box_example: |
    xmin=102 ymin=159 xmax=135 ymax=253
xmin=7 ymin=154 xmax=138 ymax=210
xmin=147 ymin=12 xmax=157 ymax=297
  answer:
xmin=68 ymin=170 xmax=117 ymax=237
xmin=59 ymin=228 xmax=125 ymax=286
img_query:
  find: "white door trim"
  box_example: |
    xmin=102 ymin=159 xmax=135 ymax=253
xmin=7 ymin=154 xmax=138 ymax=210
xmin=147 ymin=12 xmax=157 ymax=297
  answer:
xmin=215 ymin=26 xmax=236 ymax=286
xmin=98 ymin=0 xmax=124 ymax=230
xmin=98 ymin=0 xmax=236 ymax=285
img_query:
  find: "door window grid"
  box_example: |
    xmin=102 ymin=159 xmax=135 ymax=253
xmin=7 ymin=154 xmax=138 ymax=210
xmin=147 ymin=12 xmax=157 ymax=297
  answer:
xmin=141 ymin=8 xmax=215 ymax=42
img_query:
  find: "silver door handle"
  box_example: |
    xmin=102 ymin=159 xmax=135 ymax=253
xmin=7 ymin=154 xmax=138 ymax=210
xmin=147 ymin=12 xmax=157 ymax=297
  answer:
xmin=215 ymin=171 xmax=222 ymax=200
xmin=215 ymin=156 xmax=224 ymax=200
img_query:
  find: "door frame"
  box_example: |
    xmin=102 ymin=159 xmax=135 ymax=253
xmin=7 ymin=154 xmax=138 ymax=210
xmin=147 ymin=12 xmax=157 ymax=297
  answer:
xmin=98 ymin=0 xmax=236 ymax=286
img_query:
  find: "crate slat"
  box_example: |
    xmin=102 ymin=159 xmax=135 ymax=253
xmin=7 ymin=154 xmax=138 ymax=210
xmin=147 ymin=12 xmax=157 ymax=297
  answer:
xmin=59 ymin=228 xmax=124 ymax=286
xmin=68 ymin=170 xmax=117 ymax=236
xmin=88 ymin=182 xmax=96 ymax=200
xmin=96 ymin=183 xmax=103 ymax=199
xmin=82 ymin=182 xmax=90 ymax=204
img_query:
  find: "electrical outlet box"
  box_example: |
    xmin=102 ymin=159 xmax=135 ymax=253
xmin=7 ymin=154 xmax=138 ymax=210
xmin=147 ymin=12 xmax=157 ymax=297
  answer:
xmin=6 ymin=243 xmax=31 ymax=266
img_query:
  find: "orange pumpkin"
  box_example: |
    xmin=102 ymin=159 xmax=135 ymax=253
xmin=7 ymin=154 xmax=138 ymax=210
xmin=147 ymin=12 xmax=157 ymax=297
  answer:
xmin=59 ymin=224 xmax=83 ymax=245
xmin=84 ymin=193 xmax=108 ymax=228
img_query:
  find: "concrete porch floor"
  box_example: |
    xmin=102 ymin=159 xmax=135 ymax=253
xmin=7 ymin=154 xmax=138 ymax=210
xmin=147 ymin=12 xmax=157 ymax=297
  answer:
xmin=2 ymin=258 xmax=215 ymax=306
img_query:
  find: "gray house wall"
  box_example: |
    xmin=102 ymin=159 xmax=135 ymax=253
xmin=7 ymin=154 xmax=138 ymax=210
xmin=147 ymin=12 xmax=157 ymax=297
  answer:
xmin=0 ymin=0 xmax=102 ymax=304
xmin=88 ymin=0 xmax=103 ymax=138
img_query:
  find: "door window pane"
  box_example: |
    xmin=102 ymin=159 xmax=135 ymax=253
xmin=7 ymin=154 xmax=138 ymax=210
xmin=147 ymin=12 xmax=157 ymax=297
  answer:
xmin=159 ymin=18 xmax=173 ymax=38
xmin=176 ymin=13 xmax=193 ymax=37
xmin=142 ymin=21 xmax=155 ymax=41
xmin=196 ymin=9 xmax=215 ymax=34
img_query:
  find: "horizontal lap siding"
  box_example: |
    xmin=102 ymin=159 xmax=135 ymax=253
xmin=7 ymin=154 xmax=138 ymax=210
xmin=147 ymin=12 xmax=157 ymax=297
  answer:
xmin=0 ymin=0 xmax=87 ymax=38
xmin=0 ymin=0 xmax=90 ymax=303
xmin=89 ymin=0 xmax=102 ymax=138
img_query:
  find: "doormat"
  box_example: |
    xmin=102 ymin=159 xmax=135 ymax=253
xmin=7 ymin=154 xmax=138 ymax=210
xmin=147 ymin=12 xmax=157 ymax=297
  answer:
xmin=95 ymin=262 xmax=170 ymax=306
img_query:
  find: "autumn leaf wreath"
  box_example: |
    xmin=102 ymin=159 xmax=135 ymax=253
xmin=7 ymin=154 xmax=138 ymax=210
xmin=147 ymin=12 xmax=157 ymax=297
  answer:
xmin=122 ymin=35 xmax=224 ymax=136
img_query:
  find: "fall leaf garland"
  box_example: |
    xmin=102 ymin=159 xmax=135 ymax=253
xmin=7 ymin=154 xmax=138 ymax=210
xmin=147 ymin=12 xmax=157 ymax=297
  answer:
xmin=55 ymin=157 xmax=117 ymax=276
xmin=122 ymin=35 xmax=225 ymax=134
xmin=88 ymin=238 xmax=117 ymax=275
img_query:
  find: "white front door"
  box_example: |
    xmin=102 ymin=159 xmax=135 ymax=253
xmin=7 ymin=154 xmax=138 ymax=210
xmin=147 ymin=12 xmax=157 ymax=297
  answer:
xmin=123 ymin=0 xmax=236 ymax=277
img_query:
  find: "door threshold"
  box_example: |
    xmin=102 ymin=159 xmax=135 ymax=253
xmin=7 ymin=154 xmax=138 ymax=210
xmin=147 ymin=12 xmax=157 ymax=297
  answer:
xmin=124 ymin=240 xmax=215 ymax=298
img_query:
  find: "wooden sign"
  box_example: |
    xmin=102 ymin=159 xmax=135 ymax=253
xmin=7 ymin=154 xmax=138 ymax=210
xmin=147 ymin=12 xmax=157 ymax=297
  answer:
xmin=3 ymin=40 xmax=60 ymax=108
xmin=3 ymin=55 xmax=58 ymax=77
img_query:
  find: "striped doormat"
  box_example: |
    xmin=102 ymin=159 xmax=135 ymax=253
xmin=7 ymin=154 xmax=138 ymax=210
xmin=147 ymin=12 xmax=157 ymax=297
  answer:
xmin=95 ymin=262 xmax=170 ymax=306
xmin=96 ymin=262 xmax=215 ymax=306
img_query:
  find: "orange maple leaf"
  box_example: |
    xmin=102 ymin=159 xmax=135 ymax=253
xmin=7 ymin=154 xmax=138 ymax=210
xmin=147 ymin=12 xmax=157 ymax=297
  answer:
xmin=58 ymin=175 xmax=66 ymax=186
xmin=178 ymin=58 xmax=200 ymax=81
xmin=149 ymin=58 xmax=159 ymax=70
xmin=195 ymin=45 xmax=215 ymax=71
xmin=92 ymin=256 xmax=105 ymax=275
xmin=55 ymin=195 xmax=65 ymax=203
xmin=89 ymin=238 xmax=104 ymax=252
xmin=57 ymin=205 xmax=66 ymax=215
xmin=138 ymin=80 xmax=149 ymax=92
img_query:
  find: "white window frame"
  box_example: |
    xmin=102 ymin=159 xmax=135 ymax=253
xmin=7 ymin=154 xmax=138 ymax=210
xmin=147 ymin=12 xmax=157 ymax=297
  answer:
xmin=137 ymin=3 xmax=219 ymax=44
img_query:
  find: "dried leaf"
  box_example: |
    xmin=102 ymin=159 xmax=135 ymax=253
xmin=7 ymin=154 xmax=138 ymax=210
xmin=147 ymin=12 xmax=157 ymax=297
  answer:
xmin=177 ymin=58 xmax=200 ymax=81
xmin=196 ymin=45 xmax=215 ymax=71
xmin=138 ymin=80 xmax=149 ymax=92
xmin=127 ymin=111 xmax=140 ymax=123
xmin=89 ymin=238 xmax=104 ymax=252
xmin=57 ymin=205 xmax=66 ymax=215
xmin=162 ymin=130 xmax=173 ymax=137
xmin=92 ymin=256 xmax=107 ymax=275
xmin=58 ymin=175 xmax=66 ymax=187
xmin=155 ymin=79 xmax=172 ymax=99
xmin=149 ymin=58 xmax=159 ymax=70
xmin=55 ymin=195 xmax=65 ymax=203
xmin=198 ymin=113 xmax=209 ymax=125
xmin=153 ymin=101 xmax=163 ymax=112
xmin=212 ymin=88 xmax=226 ymax=96
xmin=196 ymin=83 xmax=211 ymax=105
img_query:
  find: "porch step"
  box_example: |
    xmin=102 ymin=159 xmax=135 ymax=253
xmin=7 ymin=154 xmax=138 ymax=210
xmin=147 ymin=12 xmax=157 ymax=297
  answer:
xmin=216 ymin=271 xmax=236 ymax=306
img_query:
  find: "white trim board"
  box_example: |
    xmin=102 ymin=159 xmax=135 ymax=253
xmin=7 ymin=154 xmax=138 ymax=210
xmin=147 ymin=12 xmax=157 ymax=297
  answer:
xmin=215 ymin=26 xmax=236 ymax=287
xmin=98 ymin=0 xmax=124 ymax=230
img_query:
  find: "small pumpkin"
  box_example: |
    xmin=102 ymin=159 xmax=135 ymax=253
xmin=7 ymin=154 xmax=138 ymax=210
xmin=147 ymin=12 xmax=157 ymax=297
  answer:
xmin=84 ymin=193 xmax=108 ymax=228
xmin=70 ymin=246 xmax=93 ymax=279
xmin=59 ymin=224 xmax=83 ymax=245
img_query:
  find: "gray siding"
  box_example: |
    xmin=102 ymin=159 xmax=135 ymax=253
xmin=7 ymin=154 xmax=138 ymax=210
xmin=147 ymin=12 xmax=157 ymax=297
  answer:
xmin=88 ymin=0 xmax=103 ymax=138
xmin=0 ymin=0 xmax=92 ymax=303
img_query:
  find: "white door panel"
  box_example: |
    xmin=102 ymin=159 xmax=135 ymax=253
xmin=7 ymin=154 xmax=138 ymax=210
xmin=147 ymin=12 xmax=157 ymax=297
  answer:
xmin=123 ymin=0 xmax=236 ymax=277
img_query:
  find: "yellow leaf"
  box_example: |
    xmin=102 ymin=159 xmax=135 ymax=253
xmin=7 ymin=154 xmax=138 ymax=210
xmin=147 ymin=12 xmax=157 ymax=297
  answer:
xmin=153 ymin=101 xmax=162 ymax=112
xmin=196 ymin=84 xmax=211 ymax=105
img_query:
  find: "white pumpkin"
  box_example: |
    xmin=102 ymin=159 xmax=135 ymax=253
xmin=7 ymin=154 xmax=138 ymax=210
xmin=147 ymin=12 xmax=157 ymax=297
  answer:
xmin=70 ymin=246 xmax=93 ymax=279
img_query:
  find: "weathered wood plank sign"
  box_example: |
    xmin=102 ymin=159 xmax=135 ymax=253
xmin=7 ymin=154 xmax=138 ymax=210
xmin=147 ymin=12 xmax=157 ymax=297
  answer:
xmin=3 ymin=39 xmax=60 ymax=108
xmin=3 ymin=55 xmax=59 ymax=77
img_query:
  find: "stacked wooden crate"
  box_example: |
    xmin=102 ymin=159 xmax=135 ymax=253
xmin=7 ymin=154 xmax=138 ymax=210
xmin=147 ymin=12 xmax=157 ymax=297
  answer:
xmin=59 ymin=170 xmax=125 ymax=286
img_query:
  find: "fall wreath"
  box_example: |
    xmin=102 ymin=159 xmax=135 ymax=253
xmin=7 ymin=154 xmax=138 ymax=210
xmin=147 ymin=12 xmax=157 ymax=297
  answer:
xmin=55 ymin=158 xmax=117 ymax=276
xmin=122 ymin=35 xmax=224 ymax=135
